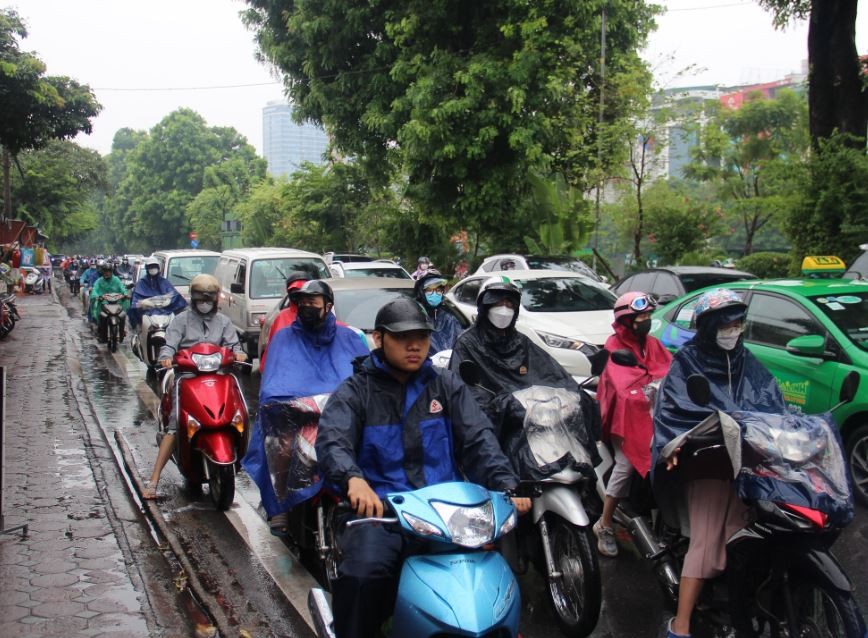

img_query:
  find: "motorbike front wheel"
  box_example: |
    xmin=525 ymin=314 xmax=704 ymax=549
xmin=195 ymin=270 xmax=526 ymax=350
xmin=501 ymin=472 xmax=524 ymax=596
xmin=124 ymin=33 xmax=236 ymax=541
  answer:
xmin=207 ymin=461 xmax=235 ymax=511
xmin=779 ymin=578 xmax=867 ymax=638
xmin=545 ymin=515 xmax=602 ymax=638
xmin=108 ymin=322 xmax=118 ymax=352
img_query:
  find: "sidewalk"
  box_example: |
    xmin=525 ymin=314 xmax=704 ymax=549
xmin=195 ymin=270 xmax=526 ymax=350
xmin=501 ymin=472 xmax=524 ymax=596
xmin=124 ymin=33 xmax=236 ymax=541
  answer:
xmin=0 ymin=291 xmax=153 ymax=637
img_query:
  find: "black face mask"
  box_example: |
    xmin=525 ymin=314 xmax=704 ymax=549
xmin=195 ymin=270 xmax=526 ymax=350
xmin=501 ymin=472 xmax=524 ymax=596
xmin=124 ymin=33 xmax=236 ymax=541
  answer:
xmin=298 ymin=306 xmax=324 ymax=329
xmin=633 ymin=320 xmax=652 ymax=337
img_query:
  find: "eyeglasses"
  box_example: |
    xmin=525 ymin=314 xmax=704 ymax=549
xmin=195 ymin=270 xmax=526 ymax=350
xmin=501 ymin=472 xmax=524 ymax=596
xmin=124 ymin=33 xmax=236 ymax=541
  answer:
xmin=615 ymin=294 xmax=656 ymax=314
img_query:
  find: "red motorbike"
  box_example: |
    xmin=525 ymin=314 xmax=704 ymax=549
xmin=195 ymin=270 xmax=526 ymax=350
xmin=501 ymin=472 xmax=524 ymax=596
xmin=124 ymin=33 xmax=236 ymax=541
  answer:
xmin=158 ymin=342 xmax=250 ymax=510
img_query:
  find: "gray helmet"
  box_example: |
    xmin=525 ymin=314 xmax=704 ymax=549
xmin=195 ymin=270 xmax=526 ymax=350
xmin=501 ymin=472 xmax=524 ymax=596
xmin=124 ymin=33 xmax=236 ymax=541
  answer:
xmin=476 ymin=276 xmax=521 ymax=308
xmin=290 ymin=280 xmax=334 ymax=305
xmin=374 ymin=297 xmax=434 ymax=333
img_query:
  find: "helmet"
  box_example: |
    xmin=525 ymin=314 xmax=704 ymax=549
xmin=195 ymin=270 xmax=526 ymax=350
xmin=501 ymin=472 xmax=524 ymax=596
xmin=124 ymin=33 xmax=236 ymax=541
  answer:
xmin=477 ymin=276 xmax=521 ymax=308
xmin=417 ymin=256 xmax=431 ymax=266
xmin=414 ymin=269 xmax=448 ymax=296
xmin=613 ymin=291 xmax=657 ymax=323
xmin=99 ymin=262 xmax=113 ymax=273
xmin=693 ymin=288 xmax=747 ymax=327
xmin=374 ymin=297 xmax=434 ymax=333
xmin=190 ymin=274 xmax=220 ymax=301
xmin=290 ymin=280 xmax=334 ymax=305
xmin=285 ymin=271 xmax=312 ymax=292
xmin=144 ymin=257 xmax=160 ymax=271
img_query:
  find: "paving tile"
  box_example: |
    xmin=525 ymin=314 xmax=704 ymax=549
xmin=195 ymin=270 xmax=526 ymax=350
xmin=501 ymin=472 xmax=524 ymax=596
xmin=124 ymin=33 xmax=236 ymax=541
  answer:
xmin=75 ymin=544 xmax=120 ymax=560
xmin=86 ymin=596 xmax=139 ymax=614
xmin=30 ymin=587 xmax=80 ymax=603
xmin=30 ymin=571 xmax=79 ymax=587
xmin=32 ymin=559 xmax=77 ymax=574
xmin=0 ymin=604 xmax=29 ymax=622
xmin=31 ymin=599 xmax=85 ymax=618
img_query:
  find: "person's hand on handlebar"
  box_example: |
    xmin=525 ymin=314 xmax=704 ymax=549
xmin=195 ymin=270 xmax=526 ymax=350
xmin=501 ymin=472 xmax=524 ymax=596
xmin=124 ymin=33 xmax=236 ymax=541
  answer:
xmin=160 ymin=358 xmax=173 ymax=369
xmin=511 ymin=497 xmax=532 ymax=515
xmin=235 ymin=352 xmax=248 ymax=363
xmin=347 ymin=477 xmax=384 ymax=518
xmin=665 ymin=447 xmax=681 ymax=471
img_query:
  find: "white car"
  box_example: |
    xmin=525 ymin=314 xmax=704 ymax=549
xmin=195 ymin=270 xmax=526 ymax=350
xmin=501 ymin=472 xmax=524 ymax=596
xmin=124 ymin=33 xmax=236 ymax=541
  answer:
xmin=474 ymin=254 xmax=607 ymax=283
xmin=328 ymin=260 xmax=411 ymax=279
xmin=446 ymin=269 xmax=616 ymax=380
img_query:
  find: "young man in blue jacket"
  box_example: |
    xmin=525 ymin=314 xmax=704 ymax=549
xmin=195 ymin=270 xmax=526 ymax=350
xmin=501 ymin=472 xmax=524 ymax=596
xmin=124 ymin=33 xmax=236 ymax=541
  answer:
xmin=316 ymin=296 xmax=530 ymax=638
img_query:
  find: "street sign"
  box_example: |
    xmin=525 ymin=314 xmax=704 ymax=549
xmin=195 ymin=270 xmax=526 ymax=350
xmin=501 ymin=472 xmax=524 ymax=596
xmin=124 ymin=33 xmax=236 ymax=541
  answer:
xmin=189 ymin=231 xmax=198 ymax=240
xmin=190 ymin=239 xmax=199 ymax=248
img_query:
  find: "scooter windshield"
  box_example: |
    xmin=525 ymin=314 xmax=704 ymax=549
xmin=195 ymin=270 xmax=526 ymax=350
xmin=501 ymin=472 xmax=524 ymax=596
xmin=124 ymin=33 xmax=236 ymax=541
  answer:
xmin=137 ymin=293 xmax=175 ymax=309
xmin=258 ymin=394 xmax=331 ymax=509
xmin=511 ymin=386 xmax=591 ymax=471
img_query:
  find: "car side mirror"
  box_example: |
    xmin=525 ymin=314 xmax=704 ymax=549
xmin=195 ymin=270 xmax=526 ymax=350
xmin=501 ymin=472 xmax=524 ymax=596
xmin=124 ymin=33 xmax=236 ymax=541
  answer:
xmin=610 ymin=349 xmax=638 ymax=367
xmin=230 ymin=282 xmax=244 ymax=294
xmin=786 ymin=334 xmax=832 ymax=360
xmin=686 ymin=374 xmax=711 ymax=406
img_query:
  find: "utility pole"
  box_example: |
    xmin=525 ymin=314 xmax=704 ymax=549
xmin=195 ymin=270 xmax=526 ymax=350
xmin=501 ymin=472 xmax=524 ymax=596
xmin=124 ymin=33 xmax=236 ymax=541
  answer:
xmin=592 ymin=5 xmax=607 ymax=269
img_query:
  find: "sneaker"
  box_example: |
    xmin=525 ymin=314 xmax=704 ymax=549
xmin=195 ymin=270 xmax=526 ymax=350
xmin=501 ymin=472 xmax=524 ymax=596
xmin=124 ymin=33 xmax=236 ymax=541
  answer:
xmin=593 ymin=520 xmax=618 ymax=557
xmin=666 ymin=617 xmax=691 ymax=638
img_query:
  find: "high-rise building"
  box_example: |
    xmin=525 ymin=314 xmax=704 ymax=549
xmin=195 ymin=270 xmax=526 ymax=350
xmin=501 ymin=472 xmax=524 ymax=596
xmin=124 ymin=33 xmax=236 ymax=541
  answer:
xmin=262 ymin=100 xmax=330 ymax=178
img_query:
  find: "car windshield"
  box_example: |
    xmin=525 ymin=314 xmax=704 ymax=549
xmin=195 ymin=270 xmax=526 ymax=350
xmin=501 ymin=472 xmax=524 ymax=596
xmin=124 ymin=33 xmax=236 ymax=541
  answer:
xmin=845 ymin=251 xmax=868 ymax=279
xmin=517 ymin=277 xmax=615 ymax=312
xmin=679 ymin=272 xmax=754 ymax=293
xmin=344 ymin=267 xmax=410 ymax=279
xmin=251 ymin=258 xmax=330 ymax=299
xmin=808 ymin=292 xmax=868 ymax=351
xmin=166 ymin=256 xmax=219 ymax=286
xmin=525 ymin=257 xmax=601 ymax=280
xmin=334 ymin=288 xmax=415 ymax=330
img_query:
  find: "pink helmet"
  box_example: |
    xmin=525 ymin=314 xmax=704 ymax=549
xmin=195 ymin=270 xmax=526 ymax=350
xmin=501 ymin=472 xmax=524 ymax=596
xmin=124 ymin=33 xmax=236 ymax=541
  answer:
xmin=613 ymin=291 xmax=656 ymax=323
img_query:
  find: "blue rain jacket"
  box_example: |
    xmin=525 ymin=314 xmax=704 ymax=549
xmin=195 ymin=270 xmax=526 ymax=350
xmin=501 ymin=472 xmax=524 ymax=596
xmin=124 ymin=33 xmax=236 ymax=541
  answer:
xmin=317 ymin=352 xmax=519 ymax=499
xmin=242 ymin=313 xmax=369 ymax=516
xmin=128 ymin=274 xmax=186 ymax=328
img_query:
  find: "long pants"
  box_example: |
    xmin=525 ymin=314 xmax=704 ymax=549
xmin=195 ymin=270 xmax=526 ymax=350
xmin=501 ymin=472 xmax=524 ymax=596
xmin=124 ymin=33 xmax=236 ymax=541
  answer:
xmin=332 ymin=521 xmax=424 ymax=638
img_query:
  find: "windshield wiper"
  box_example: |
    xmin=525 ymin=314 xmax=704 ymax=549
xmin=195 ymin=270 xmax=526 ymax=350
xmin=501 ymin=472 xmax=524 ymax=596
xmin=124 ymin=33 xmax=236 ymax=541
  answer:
xmin=174 ymin=273 xmax=191 ymax=282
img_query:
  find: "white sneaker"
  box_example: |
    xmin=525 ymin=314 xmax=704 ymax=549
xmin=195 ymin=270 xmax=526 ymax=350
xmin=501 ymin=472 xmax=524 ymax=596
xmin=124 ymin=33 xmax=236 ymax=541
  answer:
xmin=593 ymin=520 xmax=618 ymax=557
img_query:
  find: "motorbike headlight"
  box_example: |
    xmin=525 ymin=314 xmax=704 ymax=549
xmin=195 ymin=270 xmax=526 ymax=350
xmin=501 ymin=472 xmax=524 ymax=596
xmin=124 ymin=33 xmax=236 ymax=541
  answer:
xmin=248 ymin=312 xmax=266 ymax=327
xmin=191 ymin=352 xmax=222 ymax=372
xmin=498 ymin=509 xmax=517 ymax=537
xmin=401 ymin=512 xmax=445 ymax=538
xmin=535 ymin=330 xmax=587 ymax=351
xmin=431 ymin=500 xmax=495 ymax=548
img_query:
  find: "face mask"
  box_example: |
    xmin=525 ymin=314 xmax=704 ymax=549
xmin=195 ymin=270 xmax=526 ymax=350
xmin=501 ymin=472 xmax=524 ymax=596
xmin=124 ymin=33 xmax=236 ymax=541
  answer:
xmin=195 ymin=301 xmax=214 ymax=315
xmin=425 ymin=292 xmax=443 ymax=307
xmin=147 ymin=267 xmax=160 ymax=277
xmin=716 ymin=325 xmax=743 ymax=351
xmin=298 ymin=305 xmax=323 ymax=328
xmin=633 ymin=320 xmax=652 ymax=337
xmin=488 ymin=306 xmax=516 ymax=329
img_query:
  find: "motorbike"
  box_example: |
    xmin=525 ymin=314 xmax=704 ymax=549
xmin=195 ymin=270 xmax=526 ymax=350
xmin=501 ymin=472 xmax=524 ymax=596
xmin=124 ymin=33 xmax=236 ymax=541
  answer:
xmin=459 ymin=352 xmax=608 ymax=638
xmin=614 ymin=348 xmax=866 ymax=637
xmin=0 ymin=292 xmax=20 ymax=338
xmin=66 ymin=266 xmax=81 ymax=295
xmin=308 ymin=481 xmax=521 ymax=638
xmin=21 ymin=266 xmax=43 ymax=294
xmin=157 ymin=343 xmax=250 ymax=510
xmin=131 ymin=293 xmax=177 ymax=369
xmin=97 ymin=292 xmax=128 ymax=352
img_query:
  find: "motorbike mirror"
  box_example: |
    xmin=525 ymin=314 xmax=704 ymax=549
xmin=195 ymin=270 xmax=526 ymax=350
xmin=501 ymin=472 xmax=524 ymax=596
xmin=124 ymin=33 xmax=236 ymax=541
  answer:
xmin=610 ymin=349 xmax=638 ymax=367
xmin=458 ymin=360 xmax=483 ymax=387
xmin=686 ymin=374 xmax=711 ymax=406
xmin=588 ymin=349 xmax=610 ymax=377
xmin=839 ymin=371 xmax=860 ymax=404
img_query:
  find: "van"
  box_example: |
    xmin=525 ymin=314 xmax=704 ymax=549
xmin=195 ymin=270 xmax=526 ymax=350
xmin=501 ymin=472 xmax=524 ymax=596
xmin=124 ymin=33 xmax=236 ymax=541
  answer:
xmin=151 ymin=249 xmax=222 ymax=300
xmin=213 ymin=248 xmax=330 ymax=354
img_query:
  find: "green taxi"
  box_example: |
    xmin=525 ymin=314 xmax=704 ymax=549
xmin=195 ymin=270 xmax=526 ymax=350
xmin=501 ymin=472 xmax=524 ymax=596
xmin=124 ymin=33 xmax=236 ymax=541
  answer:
xmin=650 ymin=278 xmax=868 ymax=504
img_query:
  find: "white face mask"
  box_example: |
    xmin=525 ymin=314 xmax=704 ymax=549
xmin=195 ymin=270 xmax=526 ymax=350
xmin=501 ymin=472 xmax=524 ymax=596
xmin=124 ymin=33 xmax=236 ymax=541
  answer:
xmin=195 ymin=301 xmax=214 ymax=315
xmin=147 ymin=267 xmax=160 ymax=277
xmin=488 ymin=306 xmax=516 ymax=329
xmin=716 ymin=325 xmax=743 ymax=351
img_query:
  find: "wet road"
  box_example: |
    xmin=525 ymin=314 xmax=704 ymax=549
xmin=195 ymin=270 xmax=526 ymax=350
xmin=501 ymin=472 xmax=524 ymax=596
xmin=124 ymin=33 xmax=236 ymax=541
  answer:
xmin=61 ymin=287 xmax=868 ymax=638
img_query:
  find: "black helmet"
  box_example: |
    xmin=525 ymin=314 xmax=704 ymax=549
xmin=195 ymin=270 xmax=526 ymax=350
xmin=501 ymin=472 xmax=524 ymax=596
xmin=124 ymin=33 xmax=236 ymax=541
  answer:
xmin=285 ymin=270 xmax=312 ymax=290
xmin=375 ymin=297 xmax=434 ymax=333
xmin=476 ymin=276 xmax=521 ymax=308
xmin=100 ymin=262 xmax=113 ymax=273
xmin=290 ymin=280 xmax=334 ymax=305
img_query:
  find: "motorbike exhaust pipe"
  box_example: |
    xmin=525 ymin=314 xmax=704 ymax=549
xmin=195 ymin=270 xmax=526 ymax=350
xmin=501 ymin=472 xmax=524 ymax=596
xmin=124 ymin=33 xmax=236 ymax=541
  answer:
xmin=626 ymin=516 xmax=680 ymax=592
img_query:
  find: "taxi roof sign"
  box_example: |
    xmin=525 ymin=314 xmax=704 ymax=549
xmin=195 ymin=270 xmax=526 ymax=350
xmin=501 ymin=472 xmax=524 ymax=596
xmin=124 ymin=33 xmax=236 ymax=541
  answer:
xmin=801 ymin=255 xmax=847 ymax=277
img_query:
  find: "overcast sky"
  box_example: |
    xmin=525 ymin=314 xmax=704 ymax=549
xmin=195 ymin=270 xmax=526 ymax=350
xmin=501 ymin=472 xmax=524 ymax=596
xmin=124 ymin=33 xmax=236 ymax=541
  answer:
xmin=13 ymin=0 xmax=868 ymax=157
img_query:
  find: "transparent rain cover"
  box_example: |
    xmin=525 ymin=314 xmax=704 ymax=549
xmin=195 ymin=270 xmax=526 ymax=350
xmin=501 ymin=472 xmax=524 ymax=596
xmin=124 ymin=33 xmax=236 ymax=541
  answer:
xmin=738 ymin=411 xmax=851 ymax=508
xmin=511 ymin=386 xmax=591 ymax=470
xmin=261 ymin=394 xmax=331 ymax=505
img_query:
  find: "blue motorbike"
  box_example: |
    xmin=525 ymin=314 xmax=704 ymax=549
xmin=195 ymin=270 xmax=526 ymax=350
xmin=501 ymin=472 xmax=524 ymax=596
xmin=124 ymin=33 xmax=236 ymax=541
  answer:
xmin=308 ymin=481 xmax=521 ymax=638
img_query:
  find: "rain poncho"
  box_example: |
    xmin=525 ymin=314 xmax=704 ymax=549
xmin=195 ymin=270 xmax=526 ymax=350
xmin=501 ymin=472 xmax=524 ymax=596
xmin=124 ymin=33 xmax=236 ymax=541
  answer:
xmin=242 ymin=313 xmax=369 ymax=516
xmin=450 ymin=311 xmax=601 ymax=480
xmin=128 ymin=274 xmax=186 ymax=328
xmin=90 ymin=275 xmax=129 ymax=321
xmin=597 ymin=322 xmax=671 ymax=477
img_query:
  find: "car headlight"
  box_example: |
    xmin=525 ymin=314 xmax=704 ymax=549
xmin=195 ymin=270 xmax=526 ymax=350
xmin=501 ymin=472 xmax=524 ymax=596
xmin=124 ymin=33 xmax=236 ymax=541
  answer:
xmin=191 ymin=352 xmax=222 ymax=372
xmin=431 ymin=500 xmax=495 ymax=548
xmin=535 ymin=330 xmax=587 ymax=351
xmin=248 ymin=312 xmax=266 ymax=327
xmin=401 ymin=512 xmax=445 ymax=538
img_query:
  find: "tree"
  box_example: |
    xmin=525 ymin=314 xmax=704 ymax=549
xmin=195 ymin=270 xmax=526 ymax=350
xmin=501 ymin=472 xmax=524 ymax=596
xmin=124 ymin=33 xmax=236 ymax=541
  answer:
xmin=757 ymin=0 xmax=866 ymax=147
xmin=244 ymin=0 xmax=657 ymax=234
xmin=0 ymin=9 xmax=101 ymax=218
xmin=643 ymin=181 xmax=723 ymax=265
xmin=10 ymin=139 xmax=107 ymax=247
xmin=685 ymin=89 xmax=809 ymax=255
xmin=523 ymin=172 xmax=592 ymax=255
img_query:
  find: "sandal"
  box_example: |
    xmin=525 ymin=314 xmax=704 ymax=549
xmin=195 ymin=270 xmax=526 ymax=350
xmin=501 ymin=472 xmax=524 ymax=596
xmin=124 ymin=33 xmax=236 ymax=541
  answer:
xmin=141 ymin=481 xmax=159 ymax=501
xmin=269 ymin=512 xmax=290 ymax=537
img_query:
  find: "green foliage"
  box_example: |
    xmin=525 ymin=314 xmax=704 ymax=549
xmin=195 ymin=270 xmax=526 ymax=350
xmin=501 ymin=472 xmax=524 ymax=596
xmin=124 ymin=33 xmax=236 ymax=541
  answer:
xmin=677 ymin=249 xmax=728 ymax=267
xmin=643 ymin=181 xmax=722 ymax=265
xmin=244 ymin=0 xmax=657 ymax=245
xmin=735 ymin=251 xmax=791 ymax=278
xmin=522 ymin=172 xmax=592 ymax=255
xmin=11 ymin=140 xmax=107 ymax=247
xmin=786 ymin=134 xmax=868 ymax=265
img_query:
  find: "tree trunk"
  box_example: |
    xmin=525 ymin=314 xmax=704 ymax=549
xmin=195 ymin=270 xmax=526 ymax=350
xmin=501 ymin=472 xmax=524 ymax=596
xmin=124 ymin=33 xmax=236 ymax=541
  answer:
xmin=2 ymin=148 xmax=10 ymax=221
xmin=808 ymin=0 xmax=866 ymax=146
xmin=633 ymin=180 xmax=643 ymax=267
